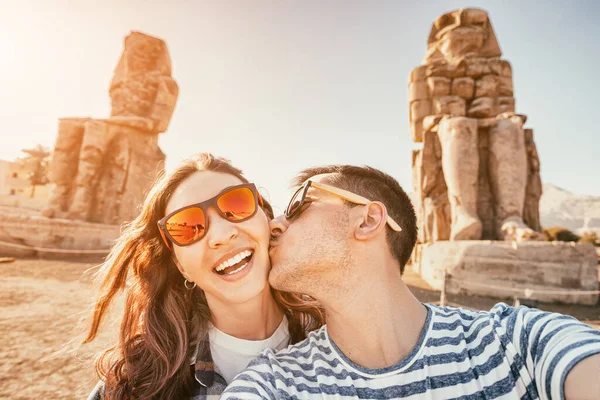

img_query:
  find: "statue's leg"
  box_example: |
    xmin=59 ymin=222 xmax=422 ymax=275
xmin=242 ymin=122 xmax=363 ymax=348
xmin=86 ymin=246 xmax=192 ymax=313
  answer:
xmin=488 ymin=116 xmax=543 ymax=241
xmin=41 ymin=118 xmax=87 ymax=218
xmin=67 ymin=120 xmax=112 ymax=221
xmin=437 ymin=116 xmax=482 ymax=240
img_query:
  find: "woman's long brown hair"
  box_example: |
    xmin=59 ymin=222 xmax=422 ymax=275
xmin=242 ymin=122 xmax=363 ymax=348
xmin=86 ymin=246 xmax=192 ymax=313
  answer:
xmin=84 ymin=153 xmax=324 ymax=399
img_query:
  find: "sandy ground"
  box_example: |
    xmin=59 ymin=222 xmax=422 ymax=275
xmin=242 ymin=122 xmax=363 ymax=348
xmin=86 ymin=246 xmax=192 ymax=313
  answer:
xmin=0 ymin=259 xmax=598 ymax=400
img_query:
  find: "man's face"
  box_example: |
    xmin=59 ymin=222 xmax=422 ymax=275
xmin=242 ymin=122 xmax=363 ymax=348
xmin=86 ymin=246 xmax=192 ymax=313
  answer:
xmin=268 ymin=174 xmax=352 ymax=295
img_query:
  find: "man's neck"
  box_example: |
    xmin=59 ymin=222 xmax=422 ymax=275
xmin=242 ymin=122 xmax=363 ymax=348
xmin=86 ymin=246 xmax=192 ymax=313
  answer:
xmin=321 ymin=260 xmax=428 ymax=370
xmin=208 ymin=286 xmax=284 ymax=340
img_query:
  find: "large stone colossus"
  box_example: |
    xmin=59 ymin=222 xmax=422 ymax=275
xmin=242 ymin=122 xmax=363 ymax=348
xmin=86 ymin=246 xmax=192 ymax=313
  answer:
xmin=409 ymin=8 xmax=543 ymax=243
xmin=408 ymin=8 xmax=598 ymax=305
xmin=42 ymin=31 xmax=179 ymax=224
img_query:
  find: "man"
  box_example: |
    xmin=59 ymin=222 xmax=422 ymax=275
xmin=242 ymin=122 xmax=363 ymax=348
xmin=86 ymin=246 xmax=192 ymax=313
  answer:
xmin=222 ymin=165 xmax=600 ymax=399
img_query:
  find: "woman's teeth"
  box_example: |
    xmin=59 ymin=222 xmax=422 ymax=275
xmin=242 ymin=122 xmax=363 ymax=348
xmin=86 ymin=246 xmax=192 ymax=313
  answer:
xmin=215 ymin=249 xmax=253 ymax=275
xmin=226 ymin=262 xmax=249 ymax=275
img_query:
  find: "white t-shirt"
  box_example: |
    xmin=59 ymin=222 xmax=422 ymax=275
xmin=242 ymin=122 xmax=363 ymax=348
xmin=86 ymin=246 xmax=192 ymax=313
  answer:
xmin=208 ymin=316 xmax=290 ymax=383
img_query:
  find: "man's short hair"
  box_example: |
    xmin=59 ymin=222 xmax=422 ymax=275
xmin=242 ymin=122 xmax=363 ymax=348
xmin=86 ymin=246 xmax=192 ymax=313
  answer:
xmin=292 ymin=165 xmax=418 ymax=274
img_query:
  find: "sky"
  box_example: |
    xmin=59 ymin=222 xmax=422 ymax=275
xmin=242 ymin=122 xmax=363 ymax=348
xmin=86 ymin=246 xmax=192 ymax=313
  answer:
xmin=1 ymin=0 xmax=598 ymax=212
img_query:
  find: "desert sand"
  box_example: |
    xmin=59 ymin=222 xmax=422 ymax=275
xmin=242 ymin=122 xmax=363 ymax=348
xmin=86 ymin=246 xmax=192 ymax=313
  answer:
xmin=1 ymin=259 xmax=597 ymax=399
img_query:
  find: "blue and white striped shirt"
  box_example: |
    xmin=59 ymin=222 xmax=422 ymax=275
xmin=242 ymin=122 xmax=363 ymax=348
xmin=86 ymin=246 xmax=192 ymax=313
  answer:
xmin=221 ymin=303 xmax=600 ymax=399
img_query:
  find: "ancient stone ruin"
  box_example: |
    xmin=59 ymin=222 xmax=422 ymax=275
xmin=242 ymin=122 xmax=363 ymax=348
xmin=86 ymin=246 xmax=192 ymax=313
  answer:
xmin=410 ymin=8 xmax=543 ymax=244
xmin=0 ymin=31 xmax=178 ymax=258
xmin=41 ymin=31 xmax=179 ymax=225
xmin=409 ymin=8 xmax=598 ymax=305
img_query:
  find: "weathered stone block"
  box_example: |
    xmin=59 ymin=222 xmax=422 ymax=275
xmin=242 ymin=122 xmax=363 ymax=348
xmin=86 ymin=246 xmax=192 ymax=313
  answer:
xmin=451 ymin=77 xmax=475 ymax=99
xmin=475 ymin=75 xmax=499 ymax=97
xmin=0 ymin=212 xmax=119 ymax=258
xmin=427 ymin=62 xmax=466 ymax=78
xmin=418 ymin=241 xmax=599 ymax=305
xmin=497 ymin=97 xmax=516 ymax=114
xmin=498 ymin=76 xmax=514 ymax=96
xmin=409 ymin=81 xmax=429 ymax=102
xmin=489 ymin=59 xmax=512 ymax=77
xmin=410 ymin=100 xmax=432 ymax=122
xmin=410 ymin=65 xmax=428 ymax=82
xmin=467 ymin=97 xmax=496 ymax=118
xmin=410 ymin=120 xmax=424 ymax=143
xmin=427 ymin=77 xmax=451 ymax=97
xmin=466 ymin=59 xmax=491 ymax=78
xmin=434 ymin=96 xmax=466 ymax=116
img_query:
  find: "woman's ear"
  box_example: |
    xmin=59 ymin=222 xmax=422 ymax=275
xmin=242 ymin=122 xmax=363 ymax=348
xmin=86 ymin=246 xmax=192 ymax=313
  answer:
xmin=257 ymin=187 xmax=275 ymax=219
xmin=159 ymin=229 xmax=172 ymax=250
xmin=171 ymin=255 xmax=189 ymax=279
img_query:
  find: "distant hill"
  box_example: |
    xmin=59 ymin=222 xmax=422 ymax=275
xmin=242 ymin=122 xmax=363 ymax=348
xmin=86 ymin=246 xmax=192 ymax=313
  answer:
xmin=540 ymin=183 xmax=600 ymax=234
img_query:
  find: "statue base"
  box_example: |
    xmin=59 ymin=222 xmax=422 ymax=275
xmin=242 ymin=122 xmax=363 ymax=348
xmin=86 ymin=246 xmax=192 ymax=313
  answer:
xmin=413 ymin=241 xmax=598 ymax=305
xmin=0 ymin=210 xmax=120 ymax=260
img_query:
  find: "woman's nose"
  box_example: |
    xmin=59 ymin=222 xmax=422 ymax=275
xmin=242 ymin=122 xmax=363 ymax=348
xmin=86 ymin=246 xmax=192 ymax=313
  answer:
xmin=206 ymin=209 xmax=238 ymax=248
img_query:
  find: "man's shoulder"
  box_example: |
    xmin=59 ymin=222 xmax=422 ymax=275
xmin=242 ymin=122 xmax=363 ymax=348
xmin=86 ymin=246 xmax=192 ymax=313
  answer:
xmin=428 ymin=301 xmax=515 ymax=319
xmin=426 ymin=301 xmax=574 ymax=339
xmin=426 ymin=302 xmax=500 ymax=322
xmin=425 ymin=302 xmax=522 ymax=338
xmin=249 ymin=325 xmax=330 ymax=368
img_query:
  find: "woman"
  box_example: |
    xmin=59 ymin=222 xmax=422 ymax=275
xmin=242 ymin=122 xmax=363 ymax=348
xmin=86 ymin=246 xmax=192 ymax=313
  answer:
xmin=85 ymin=153 xmax=324 ymax=399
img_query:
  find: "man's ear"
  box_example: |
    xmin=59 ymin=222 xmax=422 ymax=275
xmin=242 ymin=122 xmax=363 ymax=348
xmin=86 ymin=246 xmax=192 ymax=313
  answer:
xmin=354 ymin=201 xmax=387 ymax=241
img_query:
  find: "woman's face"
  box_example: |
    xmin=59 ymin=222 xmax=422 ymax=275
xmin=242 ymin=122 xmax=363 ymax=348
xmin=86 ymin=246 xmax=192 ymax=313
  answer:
xmin=164 ymin=170 xmax=271 ymax=306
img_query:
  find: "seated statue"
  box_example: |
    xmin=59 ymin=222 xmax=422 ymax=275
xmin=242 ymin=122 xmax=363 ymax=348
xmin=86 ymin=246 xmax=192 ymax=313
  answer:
xmin=42 ymin=31 xmax=178 ymax=224
xmin=409 ymin=8 xmax=544 ymax=243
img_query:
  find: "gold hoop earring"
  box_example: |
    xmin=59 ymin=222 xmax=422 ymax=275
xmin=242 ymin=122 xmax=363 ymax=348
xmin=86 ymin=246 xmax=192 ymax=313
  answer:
xmin=184 ymin=279 xmax=197 ymax=290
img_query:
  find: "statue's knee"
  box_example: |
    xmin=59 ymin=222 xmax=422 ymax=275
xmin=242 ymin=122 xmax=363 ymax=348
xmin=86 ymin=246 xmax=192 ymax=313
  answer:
xmin=490 ymin=117 xmax=523 ymax=136
xmin=440 ymin=117 xmax=477 ymax=139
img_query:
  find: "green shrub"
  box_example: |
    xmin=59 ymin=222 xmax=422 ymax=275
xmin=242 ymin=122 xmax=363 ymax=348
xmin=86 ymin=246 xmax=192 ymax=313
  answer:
xmin=542 ymin=227 xmax=581 ymax=242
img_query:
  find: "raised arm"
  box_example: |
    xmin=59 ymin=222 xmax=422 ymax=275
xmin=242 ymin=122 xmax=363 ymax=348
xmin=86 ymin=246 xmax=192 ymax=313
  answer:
xmin=498 ymin=305 xmax=600 ymax=400
xmin=564 ymin=352 xmax=600 ymax=400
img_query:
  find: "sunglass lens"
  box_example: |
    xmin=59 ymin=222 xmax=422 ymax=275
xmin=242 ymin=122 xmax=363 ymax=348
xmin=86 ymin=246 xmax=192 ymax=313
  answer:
xmin=286 ymin=187 xmax=304 ymax=217
xmin=165 ymin=207 xmax=206 ymax=246
xmin=217 ymin=187 xmax=257 ymax=221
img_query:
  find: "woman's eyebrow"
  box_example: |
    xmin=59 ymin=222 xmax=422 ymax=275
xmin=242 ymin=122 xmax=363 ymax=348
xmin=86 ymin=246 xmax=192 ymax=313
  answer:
xmin=216 ymin=184 xmax=241 ymax=195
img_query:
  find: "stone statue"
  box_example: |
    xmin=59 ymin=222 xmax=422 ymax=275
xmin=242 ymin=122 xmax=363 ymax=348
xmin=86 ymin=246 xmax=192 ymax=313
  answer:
xmin=42 ymin=31 xmax=178 ymax=224
xmin=410 ymin=8 xmax=543 ymax=243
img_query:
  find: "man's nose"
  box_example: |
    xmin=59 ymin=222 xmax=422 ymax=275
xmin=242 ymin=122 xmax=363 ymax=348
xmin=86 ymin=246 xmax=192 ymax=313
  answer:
xmin=269 ymin=214 xmax=290 ymax=239
xmin=206 ymin=209 xmax=238 ymax=248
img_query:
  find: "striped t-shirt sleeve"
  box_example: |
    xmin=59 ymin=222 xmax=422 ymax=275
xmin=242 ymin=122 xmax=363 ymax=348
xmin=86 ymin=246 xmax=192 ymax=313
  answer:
xmin=220 ymin=353 xmax=277 ymax=400
xmin=496 ymin=304 xmax=600 ymax=400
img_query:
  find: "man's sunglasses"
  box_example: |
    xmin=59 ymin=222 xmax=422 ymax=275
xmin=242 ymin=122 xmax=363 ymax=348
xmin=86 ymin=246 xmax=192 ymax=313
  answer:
xmin=158 ymin=183 xmax=264 ymax=249
xmin=285 ymin=180 xmax=402 ymax=232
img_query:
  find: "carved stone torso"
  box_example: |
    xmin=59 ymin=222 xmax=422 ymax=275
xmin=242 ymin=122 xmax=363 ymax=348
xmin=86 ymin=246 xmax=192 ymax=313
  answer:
xmin=410 ymin=57 xmax=515 ymax=137
xmin=110 ymin=74 xmax=161 ymax=118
